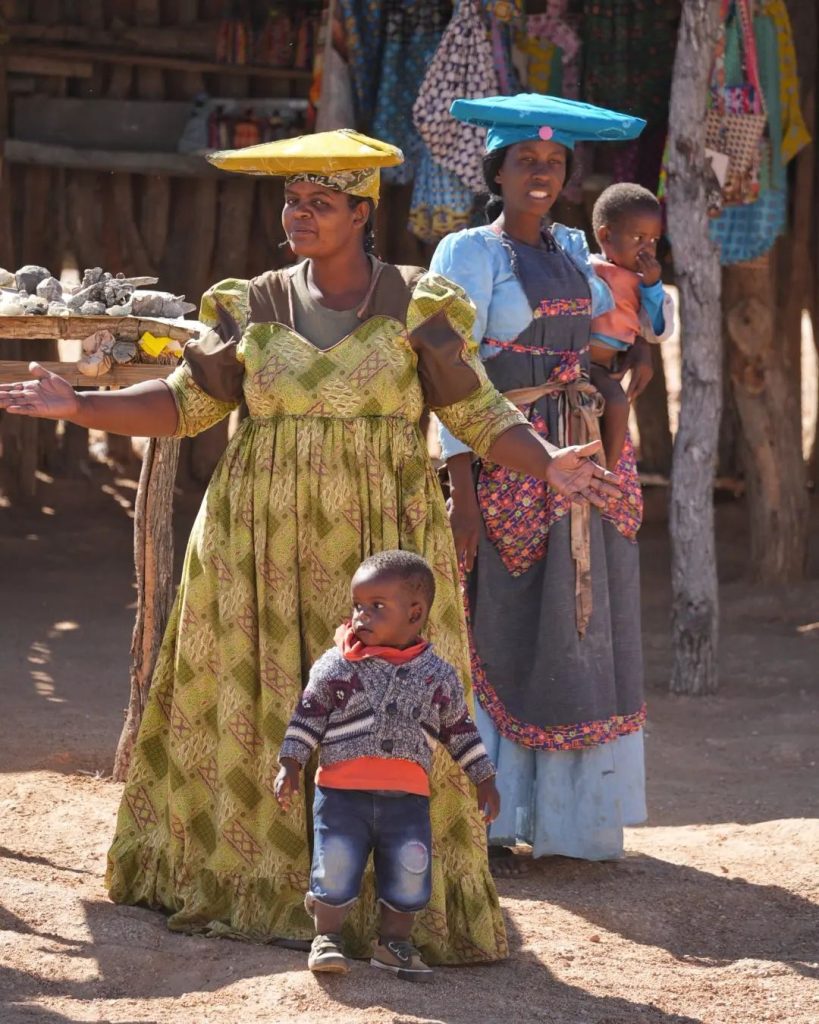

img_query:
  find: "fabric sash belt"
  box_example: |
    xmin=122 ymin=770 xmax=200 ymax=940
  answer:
xmin=501 ymin=375 xmax=604 ymax=637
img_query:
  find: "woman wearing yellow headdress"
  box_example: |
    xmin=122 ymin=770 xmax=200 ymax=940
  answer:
xmin=0 ymin=130 xmax=618 ymax=967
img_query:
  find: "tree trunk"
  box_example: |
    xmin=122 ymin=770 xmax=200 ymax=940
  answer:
xmin=724 ymin=253 xmax=808 ymax=582
xmin=113 ymin=436 xmax=180 ymax=780
xmin=721 ymin=0 xmax=815 ymax=582
xmin=717 ymin=345 xmax=742 ymax=480
xmin=665 ymin=0 xmax=722 ymax=696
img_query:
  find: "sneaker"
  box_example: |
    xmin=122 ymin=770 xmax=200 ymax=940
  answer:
xmin=370 ymin=938 xmax=433 ymax=981
xmin=308 ymin=933 xmax=350 ymax=974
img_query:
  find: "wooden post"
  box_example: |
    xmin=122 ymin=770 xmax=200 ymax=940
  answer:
xmin=724 ymin=249 xmax=809 ymax=582
xmin=665 ymin=0 xmax=722 ymax=696
xmin=113 ymin=435 xmax=180 ymax=781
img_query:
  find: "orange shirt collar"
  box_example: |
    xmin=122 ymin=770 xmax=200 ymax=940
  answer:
xmin=334 ymin=621 xmax=429 ymax=665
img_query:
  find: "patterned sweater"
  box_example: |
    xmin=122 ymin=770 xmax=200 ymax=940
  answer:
xmin=278 ymin=646 xmax=496 ymax=786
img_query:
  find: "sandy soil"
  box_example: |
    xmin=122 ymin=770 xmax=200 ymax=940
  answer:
xmin=1 ymin=464 xmax=817 ymax=1024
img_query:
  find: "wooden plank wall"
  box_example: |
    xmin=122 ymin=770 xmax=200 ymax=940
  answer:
xmin=0 ymin=0 xmax=298 ymax=486
xmin=0 ymin=0 xmax=434 ymax=492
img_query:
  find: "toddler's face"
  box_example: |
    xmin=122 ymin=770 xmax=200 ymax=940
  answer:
xmin=350 ymin=571 xmax=426 ymax=649
xmin=598 ymin=209 xmax=663 ymax=273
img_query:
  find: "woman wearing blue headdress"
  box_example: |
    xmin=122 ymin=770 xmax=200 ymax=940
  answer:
xmin=432 ymin=95 xmax=656 ymax=873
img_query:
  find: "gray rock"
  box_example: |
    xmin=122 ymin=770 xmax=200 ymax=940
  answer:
xmin=15 ymin=265 xmax=50 ymax=293
xmin=0 ymin=295 xmax=25 ymax=315
xmin=105 ymin=302 xmax=132 ymax=317
xmin=0 ymin=269 xmax=15 ymax=288
xmin=102 ymin=280 xmax=134 ymax=307
xmin=81 ymin=267 xmax=104 ymax=287
xmin=47 ymin=301 xmax=69 ymax=315
xmin=131 ymin=291 xmax=196 ymax=318
xmin=79 ymin=301 xmax=107 ymax=315
xmin=22 ymin=296 xmax=49 ymax=315
xmin=36 ymin=276 xmax=63 ymax=302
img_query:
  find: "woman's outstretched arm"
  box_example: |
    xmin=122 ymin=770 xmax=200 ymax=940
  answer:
xmin=0 ymin=362 xmax=179 ymax=437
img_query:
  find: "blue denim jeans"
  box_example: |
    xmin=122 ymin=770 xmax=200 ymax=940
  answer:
xmin=309 ymin=786 xmax=432 ymax=914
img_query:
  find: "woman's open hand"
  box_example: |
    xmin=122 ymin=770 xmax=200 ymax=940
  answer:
xmin=545 ymin=440 xmax=621 ymax=507
xmin=0 ymin=362 xmax=80 ymax=420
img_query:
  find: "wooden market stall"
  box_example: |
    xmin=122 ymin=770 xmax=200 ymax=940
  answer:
xmin=0 ymin=312 xmax=191 ymax=779
xmin=0 ymin=0 xmax=817 ymax=724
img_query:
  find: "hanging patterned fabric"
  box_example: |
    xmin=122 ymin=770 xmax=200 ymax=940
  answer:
xmin=413 ymin=0 xmax=501 ymax=193
xmin=372 ymin=0 xmax=453 ymax=186
xmin=337 ymin=0 xmax=386 ymax=129
xmin=705 ymin=0 xmax=769 ymax=207
xmin=485 ymin=0 xmax=523 ymax=96
xmin=708 ymin=7 xmax=789 ymax=264
xmin=313 ymin=0 xmax=356 ymax=132
xmin=581 ymin=0 xmax=680 ymax=127
xmin=759 ymin=0 xmax=811 ymax=163
xmin=524 ymin=4 xmax=585 ymax=201
xmin=526 ymin=2 xmax=581 ymax=98
xmin=408 ymin=152 xmax=477 ymax=241
xmin=514 ymin=34 xmax=560 ymax=95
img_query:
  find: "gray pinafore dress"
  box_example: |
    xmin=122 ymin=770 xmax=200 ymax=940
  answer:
xmin=466 ymin=231 xmax=646 ymax=859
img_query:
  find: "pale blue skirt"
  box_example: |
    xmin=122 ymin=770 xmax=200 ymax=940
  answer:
xmin=476 ymin=703 xmax=647 ymax=861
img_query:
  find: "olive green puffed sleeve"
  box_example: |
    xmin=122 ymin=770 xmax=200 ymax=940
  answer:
xmin=406 ymin=272 xmax=526 ymax=458
xmin=163 ymin=278 xmax=249 ymax=438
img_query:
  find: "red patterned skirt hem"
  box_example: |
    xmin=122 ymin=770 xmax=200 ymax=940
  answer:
xmin=476 ymin=678 xmax=646 ymax=751
xmin=465 ymin=591 xmax=646 ymax=751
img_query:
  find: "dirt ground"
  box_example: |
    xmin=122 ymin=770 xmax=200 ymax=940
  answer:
xmin=1 ymin=460 xmax=817 ymax=1024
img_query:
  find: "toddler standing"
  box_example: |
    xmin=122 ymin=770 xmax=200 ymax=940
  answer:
xmin=275 ymin=550 xmax=500 ymax=981
xmin=589 ymin=183 xmax=675 ymax=470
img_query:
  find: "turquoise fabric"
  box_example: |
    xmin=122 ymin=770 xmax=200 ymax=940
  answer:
xmin=640 ymin=280 xmax=667 ymax=335
xmin=372 ymin=0 xmax=450 ymax=186
xmin=709 ymin=12 xmax=787 ymax=265
xmin=449 ymin=93 xmax=646 ymax=152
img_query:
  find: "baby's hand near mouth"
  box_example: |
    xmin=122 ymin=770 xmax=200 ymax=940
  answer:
xmin=636 ymin=250 xmax=662 ymax=286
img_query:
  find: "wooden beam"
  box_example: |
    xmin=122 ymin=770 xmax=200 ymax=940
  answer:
xmin=9 ymin=43 xmax=313 ymax=81
xmin=8 ymin=24 xmax=219 ymax=58
xmin=7 ymin=54 xmax=94 ymax=77
xmin=0 ymin=360 xmax=176 ymax=385
xmin=5 ymin=139 xmax=223 ymax=177
xmin=0 ymin=315 xmax=199 ymax=342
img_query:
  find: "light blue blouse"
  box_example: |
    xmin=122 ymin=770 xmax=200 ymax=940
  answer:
xmin=431 ymin=223 xmax=613 ymax=461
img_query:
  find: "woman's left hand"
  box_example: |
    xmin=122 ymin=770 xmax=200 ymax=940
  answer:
xmin=609 ymin=336 xmax=654 ymax=401
xmin=545 ymin=440 xmax=621 ymax=507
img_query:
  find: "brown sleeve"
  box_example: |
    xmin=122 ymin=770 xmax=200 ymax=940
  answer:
xmin=183 ymin=300 xmax=244 ymax=403
xmin=410 ymin=308 xmax=481 ymax=409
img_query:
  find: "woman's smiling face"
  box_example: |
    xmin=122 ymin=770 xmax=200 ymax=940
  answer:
xmin=493 ymin=139 xmax=569 ymax=219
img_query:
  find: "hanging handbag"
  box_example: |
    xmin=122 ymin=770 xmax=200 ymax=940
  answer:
xmin=705 ymin=0 xmax=769 ymax=206
xmin=412 ymin=0 xmax=501 ymax=193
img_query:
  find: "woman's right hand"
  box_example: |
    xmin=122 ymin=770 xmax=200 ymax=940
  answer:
xmin=0 ymin=362 xmax=80 ymax=421
xmin=447 ymin=485 xmax=482 ymax=572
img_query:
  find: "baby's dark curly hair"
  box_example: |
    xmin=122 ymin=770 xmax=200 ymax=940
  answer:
xmin=591 ymin=183 xmax=660 ymax=238
xmin=354 ymin=550 xmax=436 ymax=607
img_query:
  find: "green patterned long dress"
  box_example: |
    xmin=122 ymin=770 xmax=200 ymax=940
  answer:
xmin=106 ymin=265 xmax=525 ymax=964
